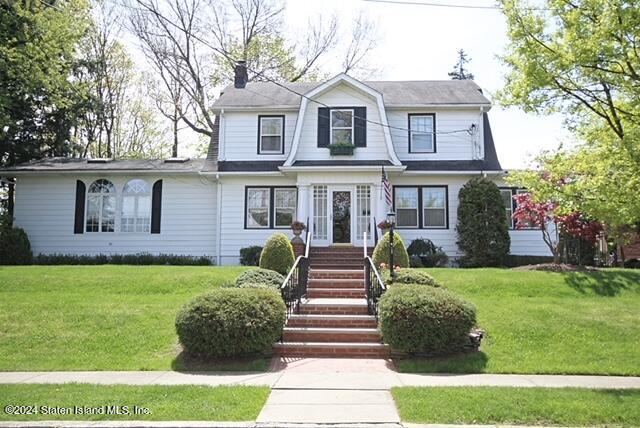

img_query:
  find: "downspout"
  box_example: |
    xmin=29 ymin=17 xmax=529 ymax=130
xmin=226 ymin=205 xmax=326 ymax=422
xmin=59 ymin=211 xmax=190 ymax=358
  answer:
xmin=216 ymin=174 xmax=222 ymax=266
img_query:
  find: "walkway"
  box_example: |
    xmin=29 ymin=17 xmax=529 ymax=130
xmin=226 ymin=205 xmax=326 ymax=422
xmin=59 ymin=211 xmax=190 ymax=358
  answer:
xmin=3 ymin=359 xmax=640 ymax=424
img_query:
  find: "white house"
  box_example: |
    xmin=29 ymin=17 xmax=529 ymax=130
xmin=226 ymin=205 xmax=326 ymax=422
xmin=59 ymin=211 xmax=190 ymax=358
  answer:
xmin=1 ymin=66 xmax=550 ymax=264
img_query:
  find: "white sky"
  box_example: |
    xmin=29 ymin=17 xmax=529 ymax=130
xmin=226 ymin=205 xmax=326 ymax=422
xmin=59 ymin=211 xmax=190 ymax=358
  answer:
xmin=283 ymin=0 xmax=571 ymax=169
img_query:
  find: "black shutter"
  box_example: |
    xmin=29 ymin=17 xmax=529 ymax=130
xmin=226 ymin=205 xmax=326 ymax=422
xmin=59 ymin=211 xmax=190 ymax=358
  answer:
xmin=74 ymin=180 xmax=86 ymax=234
xmin=317 ymin=107 xmax=330 ymax=147
xmin=354 ymin=107 xmax=367 ymax=147
xmin=151 ymin=180 xmax=163 ymax=234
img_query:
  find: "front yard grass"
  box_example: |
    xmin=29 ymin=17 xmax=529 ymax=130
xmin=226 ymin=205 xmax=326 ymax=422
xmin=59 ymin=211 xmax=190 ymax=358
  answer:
xmin=0 ymin=266 xmax=251 ymax=371
xmin=392 ymin=386 xmax=640 ymax=426
xmin=396 ymin=268 xmax=640 ymax=375
xmin=0 ymin=384 xmax=269 ymax=421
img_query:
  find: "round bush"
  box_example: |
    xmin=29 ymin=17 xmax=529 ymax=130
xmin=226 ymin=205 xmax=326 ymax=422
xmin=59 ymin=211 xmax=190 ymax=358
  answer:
xmin=383 ymin=268 xmax=441 ymax=287
xmin=372 ymin=231 xmax=409 ymax=269
xmin=240 ymin=246 xmax=263 ymax=266
xmin=176 ymin=288 xmax=286 ymax=358
xmin=259 ymin=233 xmax=295 ymax=275
xmin=0 ymin=226 xmax=32 ymax=265
xmin=379 ymin=285 xmax=476 ymax=355
xmin=235 ymin=268 xmax=284 ymax=290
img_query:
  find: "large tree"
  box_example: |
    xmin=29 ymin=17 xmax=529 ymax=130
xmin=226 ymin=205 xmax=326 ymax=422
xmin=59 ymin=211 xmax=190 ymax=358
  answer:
xmin=0 ymin=0 xmax=90 ymax=218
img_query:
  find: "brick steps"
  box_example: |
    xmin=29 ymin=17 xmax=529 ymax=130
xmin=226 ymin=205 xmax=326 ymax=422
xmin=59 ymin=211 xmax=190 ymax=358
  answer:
xmin=275 ymin=246 xmax=385 ymax=359
xmin=273 ymin=342 xmax=389 ymax=358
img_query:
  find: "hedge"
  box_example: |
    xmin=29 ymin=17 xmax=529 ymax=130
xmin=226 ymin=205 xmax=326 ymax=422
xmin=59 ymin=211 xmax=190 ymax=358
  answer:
xmin=406 ymin=238 xmax=449 ymax=267
xmin=175 ymin=288 xmax=286 ymax=358
xmin=32 ymin=253 xmax=213 ymax=265
xmin=235 ymin=268 xmax=284 ymax=290
xmin=382 ymin=268 xmax=441 ymax=288
xmin=372 ymin=231 xmax=410 ymax=269
xmin=379 ymin=285 xmax=476 ymax=355
xmin=240 ymin=246 xmax=263 ymax=266
xmin=259 ymin=233 xmax=295 ymax=275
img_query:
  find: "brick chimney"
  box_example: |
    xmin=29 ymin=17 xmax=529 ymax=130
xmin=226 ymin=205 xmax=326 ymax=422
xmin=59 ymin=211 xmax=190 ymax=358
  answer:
xmin=234 ymin=61 xmax=248 ymax=89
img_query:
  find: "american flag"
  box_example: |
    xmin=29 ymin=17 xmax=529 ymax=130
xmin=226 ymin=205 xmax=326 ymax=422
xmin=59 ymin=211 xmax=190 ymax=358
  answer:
xmin=381 ymin=166 xmax=392 ymax=209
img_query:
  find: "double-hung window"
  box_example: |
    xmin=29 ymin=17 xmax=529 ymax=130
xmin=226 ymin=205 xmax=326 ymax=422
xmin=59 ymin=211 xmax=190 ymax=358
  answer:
xmin=86 ymin=179 xmax=116 ymax=232
xmin=422 ymin=187 xmax=447 ymax=228
xmin=395 ymin=187 xmax=419 ymax=228
xmin=499 ymin=188 xmax=515 ymax=229
xmin=246 ymin=187 xmax=297 ymax=229
xmin=121 ymin=179 xmax=151 ymax=233
xmin=258 ymin=116 xmax=284 ymax=154
xmin=246 ymin=188 xmax=270 ymax=228
xmin=408 ymin=114 xmax=435 ymax=153
xmin=330 ymin=109 xmax=354 ymax=145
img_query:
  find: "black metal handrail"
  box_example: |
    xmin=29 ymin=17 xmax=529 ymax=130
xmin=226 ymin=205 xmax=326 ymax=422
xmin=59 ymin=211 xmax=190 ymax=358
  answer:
xmin=280 ymin=218 xmax=311 ymax=319
xmin=363 ymin=231 xmax=386 ymax=319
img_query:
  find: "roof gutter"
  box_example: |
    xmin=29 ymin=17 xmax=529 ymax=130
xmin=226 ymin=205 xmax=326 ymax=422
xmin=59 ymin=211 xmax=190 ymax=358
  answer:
xmin=279 ymin=165 xmax=406 ymax=173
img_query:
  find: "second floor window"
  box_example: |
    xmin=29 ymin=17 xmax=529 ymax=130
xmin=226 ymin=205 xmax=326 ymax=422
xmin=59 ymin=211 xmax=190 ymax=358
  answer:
xmin=331 ymin=109 xmax=354 ymax=145
xmin=259 ymin=116 xmax=284 ymax=154
xmin=409 ymin=114 xmax=435 ymax=153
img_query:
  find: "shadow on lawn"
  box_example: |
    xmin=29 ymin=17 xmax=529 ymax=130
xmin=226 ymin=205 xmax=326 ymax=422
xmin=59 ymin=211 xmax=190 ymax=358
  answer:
xmin=563 ymin=270 xmax=640 ymax=297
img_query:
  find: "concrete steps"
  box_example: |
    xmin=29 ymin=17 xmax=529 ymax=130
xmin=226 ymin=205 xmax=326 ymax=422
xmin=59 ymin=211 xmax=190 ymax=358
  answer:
xmin=275 ymin=246 xmax=388 ymax=359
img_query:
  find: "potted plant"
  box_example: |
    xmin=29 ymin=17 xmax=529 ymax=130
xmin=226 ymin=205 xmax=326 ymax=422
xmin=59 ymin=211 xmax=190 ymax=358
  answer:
xmin=290 ymin=221 xmax=307 ymax=244
xmin=329 ymin=142 xmax=356 ymax=156
xmin=377 ymin=219 xmax=392 ymax=234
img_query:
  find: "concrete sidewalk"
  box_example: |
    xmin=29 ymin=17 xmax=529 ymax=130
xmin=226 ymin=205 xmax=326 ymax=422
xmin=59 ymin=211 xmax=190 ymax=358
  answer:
xmin=2 ymin=370 xmax=640 ymax=389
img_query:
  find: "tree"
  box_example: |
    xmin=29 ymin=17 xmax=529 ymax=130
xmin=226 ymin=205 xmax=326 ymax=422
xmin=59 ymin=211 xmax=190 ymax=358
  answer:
xmin=497 ymin=0 xmax=640 ymax=166
xmin=448 ymin=49 xmax=474 ymax=80
xmin=456 ymin=177 xmax=510 ymax=267
xmin=0 ymin=0 xmax=90 ymax=218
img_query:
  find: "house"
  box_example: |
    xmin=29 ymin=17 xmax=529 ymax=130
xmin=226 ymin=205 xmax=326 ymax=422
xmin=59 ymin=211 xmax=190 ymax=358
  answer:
xmin=1 ymin=64 xmax=550 ymax=264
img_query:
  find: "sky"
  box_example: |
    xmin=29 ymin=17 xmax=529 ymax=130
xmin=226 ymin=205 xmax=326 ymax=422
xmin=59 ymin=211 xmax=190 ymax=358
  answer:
xmin=281 ymin=0 xmax=571 ymax=169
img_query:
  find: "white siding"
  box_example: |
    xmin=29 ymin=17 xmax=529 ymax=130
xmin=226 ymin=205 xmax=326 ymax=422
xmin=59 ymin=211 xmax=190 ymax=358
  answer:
xmin=387 ymin=108 xmax=482 ymax=161
xmin=222 ymin=111 xmax=297 ymax=161
xmin=296 ymin=83 xmax=389 ymax=161
xmin=218 ymin=176 xmax=297 ymax=265
xmin=13 ymin=175 xmax=217 ymax=258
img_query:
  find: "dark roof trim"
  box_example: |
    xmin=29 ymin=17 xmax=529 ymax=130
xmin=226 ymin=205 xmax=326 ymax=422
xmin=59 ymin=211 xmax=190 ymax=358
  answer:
xmin=482 ymin=112 xmax=502 ymax=171
xmin=292 ymin=160 xmax=393 ymax=167
xmin=217 ymin=160 xmax=285 ymax=172
xmin=402 ymin=160 xmax=502 ymax=171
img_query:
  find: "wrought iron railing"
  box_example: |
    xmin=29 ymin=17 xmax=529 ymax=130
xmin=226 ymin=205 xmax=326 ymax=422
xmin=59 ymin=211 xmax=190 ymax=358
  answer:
xmin=280 ymin=218 xmax=311 ymax=319
xmin=363 ymin=231 xmax=386 ymax=319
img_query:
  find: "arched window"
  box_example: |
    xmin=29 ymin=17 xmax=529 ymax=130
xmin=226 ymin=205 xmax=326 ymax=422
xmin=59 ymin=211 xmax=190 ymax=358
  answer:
xmin=121 ymin=179 xmax=151 ymax=233
xmin=86 ymin=179 xmax=116 ymax=232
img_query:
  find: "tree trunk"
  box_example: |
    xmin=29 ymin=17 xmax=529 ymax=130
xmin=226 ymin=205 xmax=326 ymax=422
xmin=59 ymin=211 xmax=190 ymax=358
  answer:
xmin=7 ymin=178 xmax=15 ymax=225
xmin=172 ymin=114 xmax=178 ymax=158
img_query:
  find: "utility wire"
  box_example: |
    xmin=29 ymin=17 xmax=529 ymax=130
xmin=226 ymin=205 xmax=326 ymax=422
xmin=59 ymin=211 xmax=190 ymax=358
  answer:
xmin=361 ymin=0 xmax=549 ymax=11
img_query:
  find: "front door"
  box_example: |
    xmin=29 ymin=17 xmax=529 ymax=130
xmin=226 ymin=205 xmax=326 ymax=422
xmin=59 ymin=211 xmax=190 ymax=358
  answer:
xmin=332 ymin=190 xmax=351 ymax=244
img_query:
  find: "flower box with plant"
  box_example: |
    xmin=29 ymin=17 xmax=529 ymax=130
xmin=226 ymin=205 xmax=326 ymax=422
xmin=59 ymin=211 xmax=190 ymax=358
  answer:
xmin=329 ymin=143 xmax=356 ymax=156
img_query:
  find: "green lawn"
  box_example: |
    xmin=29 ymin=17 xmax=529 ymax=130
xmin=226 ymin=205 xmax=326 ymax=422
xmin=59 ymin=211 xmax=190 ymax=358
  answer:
xmin=397 ymin=268 xmax=640 ymax=375
xmin=0 ymin=384 xmax=269 ymax=421
xmin=392 ymin=387 xmax=640 ymax=426
xmin=0 ymin=266 xmax=253 ymax=371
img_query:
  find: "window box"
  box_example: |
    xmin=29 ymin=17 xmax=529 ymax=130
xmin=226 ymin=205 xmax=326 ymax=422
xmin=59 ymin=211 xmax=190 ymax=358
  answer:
xmin=329 ymin=143 xmax=356 ymax=156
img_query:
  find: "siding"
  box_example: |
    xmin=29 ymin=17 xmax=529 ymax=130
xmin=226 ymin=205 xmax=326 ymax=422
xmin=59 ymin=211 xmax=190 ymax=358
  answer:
xmin=387 ymin=108 xmax=482 ymax=161
xmin=296 ymin=83 xmax=389 ymax=161
xmin=222 ymin=111 xmax=297 ymax=161
xmin=14 ymin=175 xmax=217 ymax=258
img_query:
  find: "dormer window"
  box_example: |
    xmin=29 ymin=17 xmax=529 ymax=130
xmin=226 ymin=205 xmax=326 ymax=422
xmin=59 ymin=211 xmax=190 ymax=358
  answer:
xmin=330 ymin=109 xmax=354 ymax=145
xmin=408 ymin=113 xmax=436 ymax=153
xmin=258 ymin=115 xmax=284 ymax=154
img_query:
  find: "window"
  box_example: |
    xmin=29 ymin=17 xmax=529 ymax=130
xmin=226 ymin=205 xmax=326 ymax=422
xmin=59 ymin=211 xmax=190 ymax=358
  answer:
xmin=422 ymin=187 xmax=446 ymax=228
xmin=86 ymin=179 xmax=116 ymax=232
xmin=408 ymin=114 xmax=435 ymax=153
xmin=330 ymin=109 xmax=354 ymax=145
xmin=258 ymin=116 xmax=284 ymax=154
xmin=274 ymin=188 xmax=297 ymax=228
xmin=121 ymin=179 xmax=151 ymax=233
xmin=395 ymin=187 xmax=419 ymax=228
xmin=499 ymin=188 xmax=515 ymax=229
xmin=515 ymin=189 xmax=535 ymax=229
xmin=246 ymin=188 xmax=270 ymax=228
xmin=246 ymin=186 xmax=297 ymax=229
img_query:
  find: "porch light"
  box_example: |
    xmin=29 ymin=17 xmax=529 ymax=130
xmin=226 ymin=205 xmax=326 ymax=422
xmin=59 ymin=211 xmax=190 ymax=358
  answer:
xmin=386 ymin=211 xmax=396 ymax=227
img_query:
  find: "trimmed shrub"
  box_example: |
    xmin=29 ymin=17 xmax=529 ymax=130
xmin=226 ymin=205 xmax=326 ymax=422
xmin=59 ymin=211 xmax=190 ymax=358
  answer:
xmin=176 ymin=288 xmax=286 ymax=358
xmin=407 ymin=238 xmax=449 ymax=267
xmin=409 ymin=255 xmax=424 ymax=268
xmin=503 ymin=254 xmax=555 ymax=267
xmin=33 ymin=253 xmax=213 ymax=265
xmin=260 ymin=233 xmax=295 ymax=275
xmin=240 ymin=246 xmax=263 ymax=266
xmin=456 ymin=177 xmax=511 ymax=267
xmin=372 ymin=231 xmax=410 ymax=269
xmin=382 ymin=268 xmax=442 ymax=288
xmin=235 ymin=268 xmax=284 ymax=290
xmin=379 ymin=285 xmax=476 ymax=355
xmin=0 ymin=226 xmax=32 ymax=265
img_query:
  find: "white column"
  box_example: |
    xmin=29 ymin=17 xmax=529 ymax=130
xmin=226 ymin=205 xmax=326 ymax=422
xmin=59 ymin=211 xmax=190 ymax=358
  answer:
xmin=297 ymin=184 xmax=309 ymax=226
